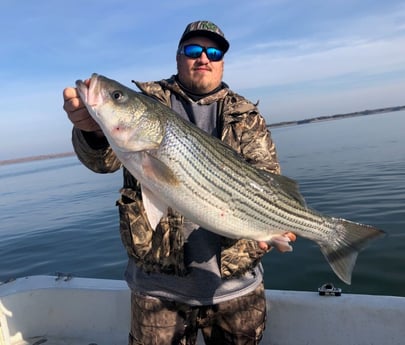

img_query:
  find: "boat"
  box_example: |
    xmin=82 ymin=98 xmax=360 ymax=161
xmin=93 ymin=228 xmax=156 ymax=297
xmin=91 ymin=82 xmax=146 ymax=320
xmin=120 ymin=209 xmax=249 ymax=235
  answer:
xmin=1 ymin=275 xmax=404 ymax=345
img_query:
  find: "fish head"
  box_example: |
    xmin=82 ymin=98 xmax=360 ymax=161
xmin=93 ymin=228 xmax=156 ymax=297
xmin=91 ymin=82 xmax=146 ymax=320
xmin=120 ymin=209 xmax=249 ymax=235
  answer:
xmin=76 ymin=73 xmax=164 ymax=153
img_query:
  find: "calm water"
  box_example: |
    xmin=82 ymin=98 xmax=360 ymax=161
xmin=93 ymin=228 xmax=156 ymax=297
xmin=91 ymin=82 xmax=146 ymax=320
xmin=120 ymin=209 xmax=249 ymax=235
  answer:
xmin=1 ymin=111 xmax=404 ymax=296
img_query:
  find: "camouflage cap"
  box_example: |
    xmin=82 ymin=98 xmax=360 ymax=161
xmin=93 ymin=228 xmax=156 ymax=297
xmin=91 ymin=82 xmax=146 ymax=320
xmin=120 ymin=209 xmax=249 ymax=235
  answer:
xmin=178 ymin=20 xmax=230 ymax=53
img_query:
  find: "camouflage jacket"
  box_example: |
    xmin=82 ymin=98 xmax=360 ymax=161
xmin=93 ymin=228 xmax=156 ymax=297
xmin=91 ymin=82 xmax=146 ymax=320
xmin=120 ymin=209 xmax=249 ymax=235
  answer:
xmin=72 ymin=75 xmax=281 ymax=279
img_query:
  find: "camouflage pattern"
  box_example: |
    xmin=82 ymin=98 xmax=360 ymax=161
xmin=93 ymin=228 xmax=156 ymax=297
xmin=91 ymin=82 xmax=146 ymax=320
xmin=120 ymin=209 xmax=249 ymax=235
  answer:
xmin=128 ymin=283 xmax=266 ymax=345
xmin=117 ymin=184 xmax=188 ymax=276
xmin=179 ymin=20 xmax=230 ymax=53
xmin=71 ymin=75 xmax=281 ymax=279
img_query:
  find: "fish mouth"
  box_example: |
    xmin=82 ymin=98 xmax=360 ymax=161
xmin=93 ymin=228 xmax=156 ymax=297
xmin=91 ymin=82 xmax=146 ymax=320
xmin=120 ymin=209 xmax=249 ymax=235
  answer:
xmin=75 ymin=73 xmax=100 ymax=109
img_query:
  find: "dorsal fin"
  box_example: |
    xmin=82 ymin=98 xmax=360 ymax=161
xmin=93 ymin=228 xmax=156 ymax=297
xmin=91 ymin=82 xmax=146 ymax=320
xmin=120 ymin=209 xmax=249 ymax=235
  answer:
xmin=270 ymin=173 xmax=306 ymax=207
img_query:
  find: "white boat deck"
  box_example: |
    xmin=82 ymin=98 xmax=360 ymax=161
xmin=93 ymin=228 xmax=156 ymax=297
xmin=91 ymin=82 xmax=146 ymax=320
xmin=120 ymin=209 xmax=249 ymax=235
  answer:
xmin=1 ymin=276 xmax=404 ymax=345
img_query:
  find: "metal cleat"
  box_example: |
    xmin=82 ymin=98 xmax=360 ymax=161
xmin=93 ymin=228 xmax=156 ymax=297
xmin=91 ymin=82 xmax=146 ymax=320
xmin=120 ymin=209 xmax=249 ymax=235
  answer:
xmin=318 ymin=283 xmax=342 ymax=296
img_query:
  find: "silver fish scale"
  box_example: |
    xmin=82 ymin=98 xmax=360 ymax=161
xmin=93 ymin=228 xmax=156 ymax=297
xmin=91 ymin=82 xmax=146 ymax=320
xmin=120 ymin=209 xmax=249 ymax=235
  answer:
xmin=154 ymin=115 xmax=334 ymax=242
xmin=77 ymin=75 xmax=385 ymax=284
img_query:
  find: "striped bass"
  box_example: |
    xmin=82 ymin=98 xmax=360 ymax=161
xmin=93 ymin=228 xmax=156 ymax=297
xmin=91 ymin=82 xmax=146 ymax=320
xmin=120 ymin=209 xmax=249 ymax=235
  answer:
xmin=76 ymin=74 xmax=385 ymax=285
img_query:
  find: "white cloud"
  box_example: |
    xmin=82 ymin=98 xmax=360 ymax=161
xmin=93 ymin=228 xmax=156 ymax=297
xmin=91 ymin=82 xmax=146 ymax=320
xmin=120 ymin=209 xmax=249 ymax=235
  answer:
xmin=225 ymin=33 xmax=405 ymax=89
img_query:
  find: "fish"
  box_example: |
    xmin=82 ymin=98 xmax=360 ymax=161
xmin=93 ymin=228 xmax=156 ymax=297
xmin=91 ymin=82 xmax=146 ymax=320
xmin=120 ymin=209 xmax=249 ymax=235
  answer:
xmin=76 ymin=73 xmax=385 ymax=284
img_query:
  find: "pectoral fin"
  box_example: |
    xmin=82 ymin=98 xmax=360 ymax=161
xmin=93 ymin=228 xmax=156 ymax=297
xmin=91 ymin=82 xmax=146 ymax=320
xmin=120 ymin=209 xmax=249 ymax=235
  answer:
xmin=142 ymin=153 xmax=179 ymax=186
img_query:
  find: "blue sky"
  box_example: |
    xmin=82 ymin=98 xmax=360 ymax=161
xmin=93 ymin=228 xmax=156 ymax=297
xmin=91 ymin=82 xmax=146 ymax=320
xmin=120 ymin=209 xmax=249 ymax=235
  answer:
xmin=1 ymin=0 xmax=404 ymax=160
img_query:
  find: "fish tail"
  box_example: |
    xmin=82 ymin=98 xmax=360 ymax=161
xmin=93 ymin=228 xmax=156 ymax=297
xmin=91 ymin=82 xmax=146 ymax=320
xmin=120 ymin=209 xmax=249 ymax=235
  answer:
xmin=319 ymin=219 xmax=385 ymax=285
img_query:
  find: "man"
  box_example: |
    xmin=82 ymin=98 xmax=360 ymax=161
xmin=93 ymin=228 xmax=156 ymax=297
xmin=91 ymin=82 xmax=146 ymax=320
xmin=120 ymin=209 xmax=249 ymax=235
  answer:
xmin=63 ymin=20 xmax=294 ymax=345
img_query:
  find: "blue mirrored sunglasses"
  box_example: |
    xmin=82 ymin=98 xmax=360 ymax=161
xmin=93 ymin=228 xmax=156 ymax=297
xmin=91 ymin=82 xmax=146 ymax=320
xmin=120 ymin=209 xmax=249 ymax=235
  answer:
xmin=180 ymin=44 xmax=224 ymax=62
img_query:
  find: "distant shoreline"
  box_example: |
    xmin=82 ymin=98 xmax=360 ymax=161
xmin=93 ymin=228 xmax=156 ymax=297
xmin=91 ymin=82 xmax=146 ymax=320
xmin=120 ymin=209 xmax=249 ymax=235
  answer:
xmin=0 ymin=152 xmax=76 ymax=166
xmin=267 ymin=105 xmax=405 ymax=128
xmin=1 ymin=105 xmax=404 ymax=166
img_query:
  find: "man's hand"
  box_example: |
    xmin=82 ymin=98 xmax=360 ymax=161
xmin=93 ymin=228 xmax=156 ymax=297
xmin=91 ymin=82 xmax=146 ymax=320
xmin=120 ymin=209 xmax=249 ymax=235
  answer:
xmin=258 ymin=232 xmax=297 ymax=252
xmin=63 ymin=85 xmax=102 ymax=134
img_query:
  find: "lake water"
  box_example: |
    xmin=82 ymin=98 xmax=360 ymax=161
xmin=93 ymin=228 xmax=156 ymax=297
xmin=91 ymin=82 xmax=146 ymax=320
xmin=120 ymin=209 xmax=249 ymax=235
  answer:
xmin=1 ymin=111 xmax=404 ymax=297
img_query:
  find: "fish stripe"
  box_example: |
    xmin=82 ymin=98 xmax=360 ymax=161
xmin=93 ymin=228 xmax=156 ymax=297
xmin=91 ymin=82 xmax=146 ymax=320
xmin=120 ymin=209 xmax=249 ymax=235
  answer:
xmin=159 ymin=118 xmax=333 ymax=241
xmin=83 ymin=74 xmax=385 ymax=284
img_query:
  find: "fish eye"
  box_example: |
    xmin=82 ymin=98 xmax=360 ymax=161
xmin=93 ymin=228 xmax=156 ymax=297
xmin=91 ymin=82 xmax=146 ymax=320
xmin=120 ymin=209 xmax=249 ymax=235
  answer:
xmin=111 ymin=90 xmax=124 ymax=100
